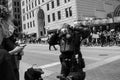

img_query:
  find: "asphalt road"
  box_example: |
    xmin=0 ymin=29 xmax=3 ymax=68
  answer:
xmin=20 ymin=44 xmax=120 ymax=80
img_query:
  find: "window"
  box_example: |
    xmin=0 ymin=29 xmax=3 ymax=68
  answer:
xmin=57 ymin=0 xmax=60 ymax=6
xmin=57 ymin=11 xmax=61 ymax=20
xmin=29 ymin=12 xmax=31 ymax=18
xmin=30 ymin=22 xmax=32 ymax=27
xmin=33 ymin=20 xmax=35 ymax=27
xmin=38 ymin=0 xmax=40 ymax=4
xmin=24 ymin=24 xmax=26 ymax=29
xmin=51 ymin=1 xmax=54 ymax=9
xmin=68 ymin=0 xmax=70 ymax=2
xmin=27 ymin=22 xmax=29 ymax=28
xmin=40 ymin=31 xmax=43 ymax=36
xmin=15 ymin=14 xmax=17 ymax=18
xmin=32 ymin=11 xmax=34 ymax=17
xmin=35 ymin=0 xmax=37 ymax=6
xmin=47 ymin=3 xmax=49 ymax=10
xmin=65 ymin=8 xmax=68 ymax=17
xmin=65 ymin=7 xmax=72 ymax=18
xmin=52 ymin=13 xmax=55 ymax=21
xmin=15 ymin=8 xmax=17 ymax=12
xmin=18 ymin=15 xmax=20 ymax=19
xmin=29 ymin=4 xmax=31 ymax=10
xmin=17 ymin=2 xmax=19 ymax=6
xmin=23 ymin=8 xmax=25 ymax=13
xmin=47 ymin=15 xmax=50 ymax=23
xmin=32 ymin=2 xmax=34 ymax=8
xmin=26 ymin=6 xmax=28 ymax=11
xmin=64 ymin=0 xmax=70 ymax=3
xmin=27 ymin=14 xmax=29 ymax=19
xmin=19 ymin=27 xmax=21 ymax=32
xmin=18 ymin=21 xmax=21 ymax=25
xmin=18 ymin=8 xmax=20 ymax=12
xmin=69 ymin=7 xmax=72 ymax=16
xmin=26 ymin=0 xmax=28 ymax=4
xmin=22 ymin=1 xmax=24 ymax=6
xmin=64 ymin=0 xmax=67 ymax=3
xmin=14 ymin=2 xmax=16 ymax=6
xmin=23 ymin=16 xmax=25 ymax=21
xmin=42 ymin=0 xmax=44 ymax=2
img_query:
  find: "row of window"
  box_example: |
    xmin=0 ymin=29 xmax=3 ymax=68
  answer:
xmin=14 ymin=1 xmax=20 ymax=6
xmin=13 ymin=20 xmax=21 ymax=26
xmin=14 ymin=8 xmax=20 ymax=13
xmin=22 ymin=0 xmax=44 ymax=8
xmin=47 ymin=7 xmax=72 ymax=23
xmin=47 ymin=0 xmax=60 ymax=11
xmin=23 ymin=11 xmax=34 ymax=21
xmin=64 ymin=0 xmax=70 ymax=3
xmin=23 ymin=20 xmax=35 ymax=30
xmin=15 ymin=14 xmax=21 ymax=19
xmin=22 ymin=0 xmax=71 ymax=14
xmin=47 ymin=0 xmax=70 ymax=11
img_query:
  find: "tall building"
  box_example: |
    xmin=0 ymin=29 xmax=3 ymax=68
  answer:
xmin=21 ymin=0 xmax=120 ymax=39
xmin=8 ymin=0 xmax=22 ymax=33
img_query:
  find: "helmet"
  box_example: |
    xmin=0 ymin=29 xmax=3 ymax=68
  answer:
xmin=60 ymin=23 xmax=71 ymax=34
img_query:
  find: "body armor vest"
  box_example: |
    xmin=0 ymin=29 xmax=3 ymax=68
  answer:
xmin=59 ymin=29 xmax=74 ymax=52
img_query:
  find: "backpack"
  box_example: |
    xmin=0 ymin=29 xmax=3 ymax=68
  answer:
xmin=24 ymin=67 xmax=44 ymax=80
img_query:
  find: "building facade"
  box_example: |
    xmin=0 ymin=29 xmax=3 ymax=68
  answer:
xmin=8 ymin=0 xmax=22 ymax=33
xmin=21 ymin=0 xmax=120 ymax=38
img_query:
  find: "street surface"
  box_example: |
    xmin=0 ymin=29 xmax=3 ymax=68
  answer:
xmin=20 ymin=44 xmax=120 ymax=80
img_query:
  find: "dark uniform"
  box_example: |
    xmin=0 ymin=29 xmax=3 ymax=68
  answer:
xmin=57 ymin=23 xmax=90 ymax=80
xmin=2 ymin=37 xmax=20 ymax=80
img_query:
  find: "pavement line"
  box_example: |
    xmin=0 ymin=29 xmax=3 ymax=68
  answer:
xmin=83 ymin=56 xmax=101 ymax=61
xmin=39 ymin=62 xmax=60 ymax=68
xmin=84 ymin=55 xmax=120 ymax=71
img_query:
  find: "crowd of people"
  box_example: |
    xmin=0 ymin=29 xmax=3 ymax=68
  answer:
xmin=20 ymin=26 xmax=120 ymax=48
xmin=82 ymin=28 xmax=120 ymax=47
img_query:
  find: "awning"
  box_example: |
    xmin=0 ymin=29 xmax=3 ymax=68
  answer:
xmin=47 ymin=29 xmax=57 ymax=34
xmin=28 ymin=33 xmax=36 ymax=37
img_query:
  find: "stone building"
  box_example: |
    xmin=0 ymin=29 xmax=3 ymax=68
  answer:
xmin=21 ymin=0 xmax=120 ymax=38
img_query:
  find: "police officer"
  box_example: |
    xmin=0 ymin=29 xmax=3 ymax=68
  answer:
xmin=57 ymin=23 xmax=90 ymax=80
